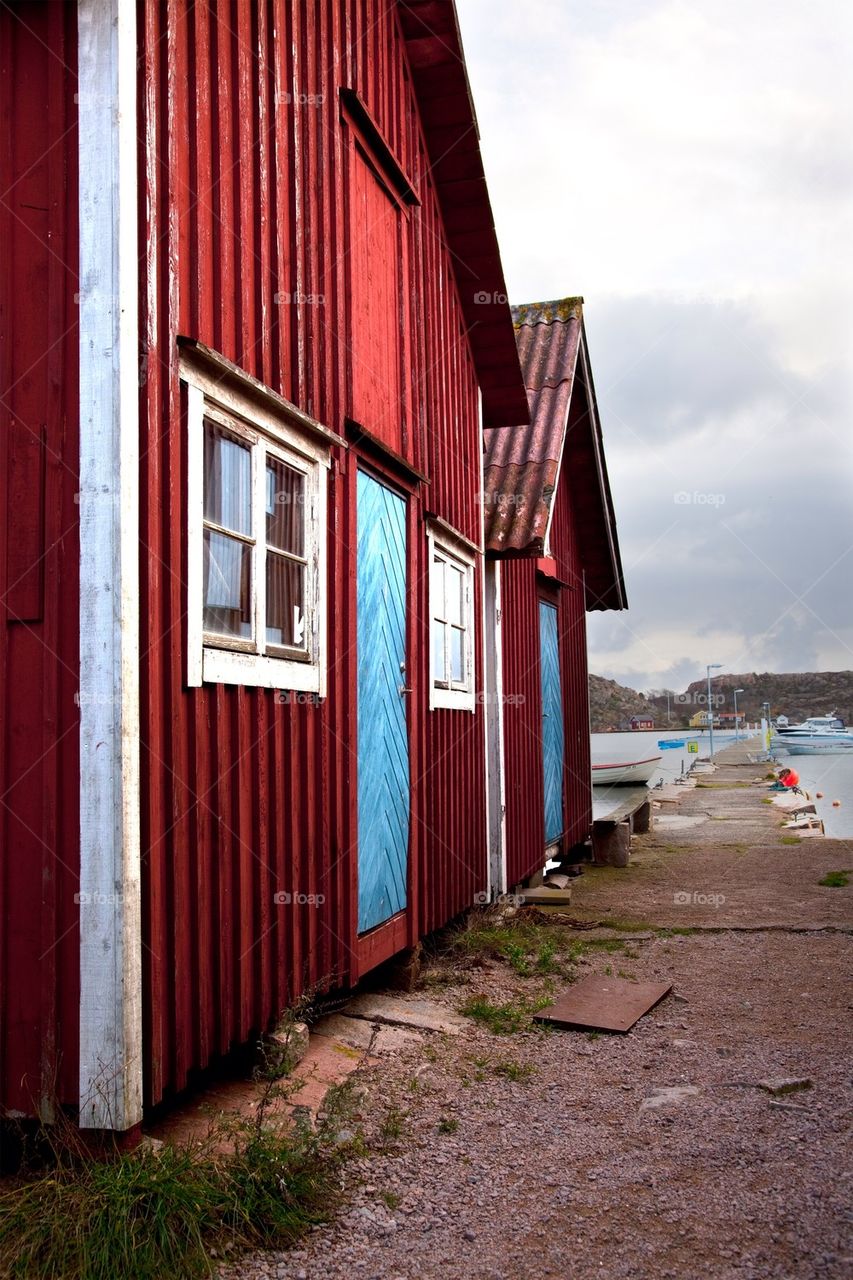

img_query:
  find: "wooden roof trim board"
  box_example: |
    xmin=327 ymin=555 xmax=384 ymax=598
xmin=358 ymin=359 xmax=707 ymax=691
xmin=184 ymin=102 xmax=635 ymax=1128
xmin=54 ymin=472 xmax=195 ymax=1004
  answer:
xmin=339 ymin=87 xmax=420 ymax=208
xmin=177 ymin=338 xmax=347 ymax=450
xmin=397 ymin=0 xmax=529 ymax=429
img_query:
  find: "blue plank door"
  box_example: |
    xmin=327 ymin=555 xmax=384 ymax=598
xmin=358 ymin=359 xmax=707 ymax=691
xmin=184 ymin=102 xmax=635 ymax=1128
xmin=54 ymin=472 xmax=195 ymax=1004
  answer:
xmin=356 ymin=471 xmax=410 ymax=933
xmin=539 ymin=601 xmax=565 ymax=845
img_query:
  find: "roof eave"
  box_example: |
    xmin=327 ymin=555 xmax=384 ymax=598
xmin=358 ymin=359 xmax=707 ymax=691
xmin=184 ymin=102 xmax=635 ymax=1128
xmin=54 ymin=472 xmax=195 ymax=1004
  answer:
xmin=397 ymin=0 xmax=529 ymax=429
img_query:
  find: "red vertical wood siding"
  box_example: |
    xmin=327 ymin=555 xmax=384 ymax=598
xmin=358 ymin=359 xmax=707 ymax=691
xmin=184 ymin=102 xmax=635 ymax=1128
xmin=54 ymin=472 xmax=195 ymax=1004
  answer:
xmin=348 ymin=146 xmax=403 ymax=451
xmin=500 ymin=558 xmax=547 ymax=887
xmin=550 ymin=457 xmax=594 ymax=850
xmin=0 ymin=3 xmax=80 ymax=1115
xmin=500 ymin=454 xmax=595 ymax=887
xmin=138 ymin=0 xmax=487 ymax=1109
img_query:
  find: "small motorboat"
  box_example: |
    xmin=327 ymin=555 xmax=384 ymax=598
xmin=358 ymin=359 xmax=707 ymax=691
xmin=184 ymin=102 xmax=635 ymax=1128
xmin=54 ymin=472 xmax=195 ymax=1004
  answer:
xmin=776 ymin=736 xmax=853 ymax=755
xmin=592 ymin=755 xmax=662 ymax=786
xmin=770 ymin=710 xmax=853 ymax=755
xmin=774 ymin=714 xmax=846 ymax=734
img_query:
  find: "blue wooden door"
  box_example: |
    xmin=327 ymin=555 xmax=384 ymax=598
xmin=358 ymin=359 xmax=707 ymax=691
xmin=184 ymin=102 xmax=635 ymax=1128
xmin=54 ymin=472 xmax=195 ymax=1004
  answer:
xmin=539 ymin=601 xmax=565 ymax=845
xmin=357 ymin=471 xmax=410 ymax=933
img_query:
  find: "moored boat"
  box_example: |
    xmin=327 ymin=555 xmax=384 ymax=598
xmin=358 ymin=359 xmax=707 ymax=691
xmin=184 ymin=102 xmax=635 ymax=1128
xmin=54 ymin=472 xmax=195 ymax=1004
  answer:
xmin=774 ymin=713 xmax=846 ymax=734
xmin=592 ymin=755 xmax=662 ymax=785
xmin=777 ymin=737 xmax=853 ymax=755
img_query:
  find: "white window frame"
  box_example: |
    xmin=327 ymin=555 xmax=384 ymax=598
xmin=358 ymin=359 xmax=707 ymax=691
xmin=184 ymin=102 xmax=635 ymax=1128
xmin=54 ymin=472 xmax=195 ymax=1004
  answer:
xmin=428 ymin=526 xmax=476 ymax=712
xmin=181 ymin=355 xmax=331 ymax=694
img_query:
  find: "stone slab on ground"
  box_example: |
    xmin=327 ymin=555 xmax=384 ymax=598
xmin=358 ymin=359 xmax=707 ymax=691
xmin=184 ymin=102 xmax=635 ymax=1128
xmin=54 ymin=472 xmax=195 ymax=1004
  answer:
xmin=758 ymin=1076 xmax=813 ymax=1096
xmin=343 ymin=993 xmax=468 ymax=1035
xmin=313 ymin=1013 xmax=423 ymax=1054
xmin=517 ymin=884 xmax=574 ymax=905
xmin=147 ymin=1027 xmax=368 ymax=1151
xmin=640 ymin=1085 xmax=701 ymax=1110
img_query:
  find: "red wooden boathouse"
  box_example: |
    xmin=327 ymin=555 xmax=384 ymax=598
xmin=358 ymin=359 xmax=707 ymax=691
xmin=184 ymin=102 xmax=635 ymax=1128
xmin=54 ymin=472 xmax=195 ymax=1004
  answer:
xmin=482 ymin=299 xmax=626 ymax=891
xmin=0 ymin=0 xmax=531 ymax=1134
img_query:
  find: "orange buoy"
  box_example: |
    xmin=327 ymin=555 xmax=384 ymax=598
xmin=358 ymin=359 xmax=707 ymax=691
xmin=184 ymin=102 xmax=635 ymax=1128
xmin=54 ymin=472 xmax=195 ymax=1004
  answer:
xmin=816 ymin=791 xmax=824 ymax=799
xmin=832 ymin=799 xmax=841 ymax=808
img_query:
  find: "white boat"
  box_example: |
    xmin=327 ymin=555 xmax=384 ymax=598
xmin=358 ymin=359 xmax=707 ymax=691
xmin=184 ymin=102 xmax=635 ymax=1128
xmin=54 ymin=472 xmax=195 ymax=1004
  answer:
xmin=771 ymin=710 xmax=853 ymax=754
xmin=592 ymin=755 xmax=662 ymax=785
xmin=778 ymin=737 xmax=853 ymax=755
xmin=774 ymin=713 xmax=846 ymax=734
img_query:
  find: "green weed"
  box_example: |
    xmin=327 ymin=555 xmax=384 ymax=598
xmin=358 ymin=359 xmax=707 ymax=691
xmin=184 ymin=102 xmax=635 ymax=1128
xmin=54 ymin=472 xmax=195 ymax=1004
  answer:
xmin=818 ymin=869 xmax=851 ymax=888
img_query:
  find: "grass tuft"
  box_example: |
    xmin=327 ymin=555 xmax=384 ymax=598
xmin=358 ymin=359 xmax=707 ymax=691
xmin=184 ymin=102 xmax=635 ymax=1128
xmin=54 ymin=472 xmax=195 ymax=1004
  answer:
xmin=460 ymin=994 xmax=550 ymax=1035
xmin=0 ymin=1035 xmax=358 ymax=1279
xmin=818 ymin=869 xmax=851 ymax=888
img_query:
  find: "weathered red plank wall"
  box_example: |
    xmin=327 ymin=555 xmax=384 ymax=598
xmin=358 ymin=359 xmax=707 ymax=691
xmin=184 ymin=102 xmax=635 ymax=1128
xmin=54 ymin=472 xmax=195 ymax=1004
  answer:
xmin=500 ymin=461 xmax=595 ymax=887
xmin=138 ymin=0 xmax=486 ymax=1109
xmin=419 ymin=190 xmax=487 ymax=934
xmin=0 ymin=3 xmax=80 ymax=1116
xmin=551 ymin=458 xmax=594 ymax=849
xmin=500 ymin=558 xmax=546 ymax=887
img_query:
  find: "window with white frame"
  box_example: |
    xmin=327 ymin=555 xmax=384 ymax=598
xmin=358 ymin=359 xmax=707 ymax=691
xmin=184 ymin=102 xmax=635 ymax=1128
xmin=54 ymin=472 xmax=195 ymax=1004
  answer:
xmin=429 ymin=530 xmax=476 ymax=711
xmin=181 ymin=345 xmax=333 ymax=692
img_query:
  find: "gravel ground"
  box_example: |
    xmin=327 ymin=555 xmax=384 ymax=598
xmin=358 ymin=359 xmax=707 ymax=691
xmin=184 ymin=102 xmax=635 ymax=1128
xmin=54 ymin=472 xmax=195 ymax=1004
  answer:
xmin=221 ymin=763 xmax=853 ymax=1280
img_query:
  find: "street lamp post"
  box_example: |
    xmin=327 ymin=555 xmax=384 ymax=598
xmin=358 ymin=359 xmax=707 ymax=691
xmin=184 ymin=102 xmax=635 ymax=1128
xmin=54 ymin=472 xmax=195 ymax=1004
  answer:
xmin=733 ymin=688 xmax=744 ymax=741
xmin=707 ymin=664 xmax=723 ymax=759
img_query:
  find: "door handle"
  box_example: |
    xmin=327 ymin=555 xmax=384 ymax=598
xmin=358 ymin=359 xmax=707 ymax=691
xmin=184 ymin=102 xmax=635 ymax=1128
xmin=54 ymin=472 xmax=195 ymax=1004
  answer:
xmin=399 ymin=685 xmax=413 ymax=695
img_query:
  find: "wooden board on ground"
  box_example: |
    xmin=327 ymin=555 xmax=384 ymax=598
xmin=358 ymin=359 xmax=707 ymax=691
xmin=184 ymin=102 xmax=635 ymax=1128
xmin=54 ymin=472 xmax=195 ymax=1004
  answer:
xmin=533 ymin=976 xmax=673 ymax=1033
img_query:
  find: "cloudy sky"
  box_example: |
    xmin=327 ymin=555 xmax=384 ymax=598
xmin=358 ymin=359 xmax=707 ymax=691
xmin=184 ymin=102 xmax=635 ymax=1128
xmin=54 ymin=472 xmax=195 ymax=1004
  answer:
xmin=457 ymin=0 xmax=853 ymax=693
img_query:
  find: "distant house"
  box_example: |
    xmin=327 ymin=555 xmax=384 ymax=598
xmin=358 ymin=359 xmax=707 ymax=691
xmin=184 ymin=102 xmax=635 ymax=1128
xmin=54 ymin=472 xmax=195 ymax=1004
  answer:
xmin=689 ymin=710 xmax=721 ymax=728
xmin=630 ymin=714 xmax=655 ymax=730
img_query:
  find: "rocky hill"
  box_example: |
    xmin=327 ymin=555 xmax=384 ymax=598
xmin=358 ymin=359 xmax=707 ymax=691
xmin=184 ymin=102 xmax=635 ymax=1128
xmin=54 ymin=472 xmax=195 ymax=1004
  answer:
xmin=588 ymin=674 xmax=654 ymax=732
xmin=590 ymin=670 xmax=853 ymax=731
xmin=673 ymin=671 xmax=853 ymax=725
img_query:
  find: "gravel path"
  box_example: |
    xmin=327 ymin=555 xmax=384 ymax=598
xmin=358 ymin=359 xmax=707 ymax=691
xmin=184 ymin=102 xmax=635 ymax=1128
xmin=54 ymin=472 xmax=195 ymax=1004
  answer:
xmin=221 ymin=762 xmax=853 ymax=1280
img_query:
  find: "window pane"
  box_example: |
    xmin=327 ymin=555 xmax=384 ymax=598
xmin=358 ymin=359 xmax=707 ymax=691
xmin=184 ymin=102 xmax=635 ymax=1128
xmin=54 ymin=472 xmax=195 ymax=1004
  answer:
xmin=432 ymin=618 xmax=446 ymax=684
xmin=266 ymin=457 xmax=305 ymax=556
xmin=431 ymin=554 xmax=446 ymax=622
xmin=447 ymin=564 xmax=464 ymax=625
xmin=204 ymin=529 xmax=251 ymax=637
xmin=266 ymin=552 xmax=306 ymax=649
xmin=204 ymin=422 xmax=251 ymax=534
xmin=450 ymin=625 xmax=464 ymax=683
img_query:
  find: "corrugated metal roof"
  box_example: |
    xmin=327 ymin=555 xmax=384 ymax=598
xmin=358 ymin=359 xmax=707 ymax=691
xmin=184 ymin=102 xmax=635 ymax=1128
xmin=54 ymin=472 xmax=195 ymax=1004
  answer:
xmin=483 ymin=298 xmax=583 ymax=555
xmin=483 ymin=296 xmax=626 ymax=611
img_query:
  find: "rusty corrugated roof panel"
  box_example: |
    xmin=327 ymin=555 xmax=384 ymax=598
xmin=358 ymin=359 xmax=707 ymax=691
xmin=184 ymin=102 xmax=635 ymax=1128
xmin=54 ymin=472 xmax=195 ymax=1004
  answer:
xmin=483 ymin=298 xmax=583 ymax=555
xmin=483 ymin=296 xmax=626 ymax=610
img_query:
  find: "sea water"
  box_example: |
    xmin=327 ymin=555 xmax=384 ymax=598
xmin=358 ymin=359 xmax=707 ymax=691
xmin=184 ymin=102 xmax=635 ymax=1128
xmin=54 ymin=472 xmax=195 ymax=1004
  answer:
xmin=591 ymin=729 xmax=853 ymax=838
